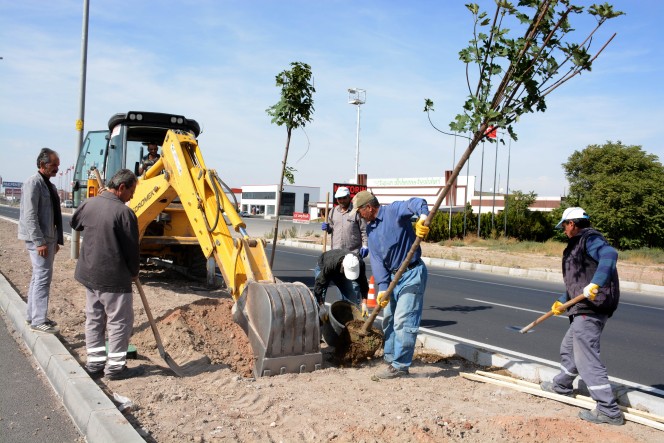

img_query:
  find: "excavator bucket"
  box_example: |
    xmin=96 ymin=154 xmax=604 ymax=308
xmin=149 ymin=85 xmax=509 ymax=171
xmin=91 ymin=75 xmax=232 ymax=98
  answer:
xmin=232 ymin=280 xmax=322 ymax=377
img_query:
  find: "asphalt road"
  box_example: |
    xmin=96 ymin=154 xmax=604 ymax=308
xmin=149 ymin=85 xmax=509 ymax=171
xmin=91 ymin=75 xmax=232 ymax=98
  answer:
xmin=269 ymin=244 xmax=664 ymax=390
xmin=0 ymin=312 xmax=81 ymax=442
xmin=3 ymin=205 xmax=662 ymax=389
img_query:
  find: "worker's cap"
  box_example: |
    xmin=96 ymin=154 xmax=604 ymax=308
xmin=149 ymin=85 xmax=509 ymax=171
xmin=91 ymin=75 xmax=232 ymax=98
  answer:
xmin=342 ymin=253 xmax=360 ymax=280
xmin=349 ymin=190 xmax=376 ymax=216
xmin=555 ymin=207 xmax=589 ymax=229
xmin=334 ymin=187 xmax=350 ymax=198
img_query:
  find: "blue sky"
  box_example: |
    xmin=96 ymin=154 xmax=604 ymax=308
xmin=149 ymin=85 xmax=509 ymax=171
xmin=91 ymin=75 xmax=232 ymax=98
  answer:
xmin=1 ymin=1 xmax=662 ymax=197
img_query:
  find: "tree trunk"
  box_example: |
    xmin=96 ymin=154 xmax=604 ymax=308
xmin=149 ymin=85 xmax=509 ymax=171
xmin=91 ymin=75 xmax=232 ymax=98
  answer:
xmin=269 ymin=127 xmax=292 ymax=268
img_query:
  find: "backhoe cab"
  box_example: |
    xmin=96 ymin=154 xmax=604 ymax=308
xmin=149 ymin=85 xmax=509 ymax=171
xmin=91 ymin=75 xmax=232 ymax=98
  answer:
xmin=72 ymin=111 xmax=322 ymax=377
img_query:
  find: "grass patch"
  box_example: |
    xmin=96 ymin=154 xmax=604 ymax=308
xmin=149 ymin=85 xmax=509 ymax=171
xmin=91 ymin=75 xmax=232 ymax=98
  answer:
xmin=618 ymin=248 xmax=664 ymax=265
xmin=436 ymin=237 xmax=664 ymax=266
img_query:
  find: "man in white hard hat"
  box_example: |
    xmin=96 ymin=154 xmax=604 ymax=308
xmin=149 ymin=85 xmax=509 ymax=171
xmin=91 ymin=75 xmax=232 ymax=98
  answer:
xmin=540 ymin=207 xmax=623 ymax=425
xmin=313 ymin=250 xmax=369 ymax=321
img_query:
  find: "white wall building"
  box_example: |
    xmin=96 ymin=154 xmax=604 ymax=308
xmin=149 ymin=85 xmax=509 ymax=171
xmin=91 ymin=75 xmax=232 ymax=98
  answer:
xmin=364 ymin=174 xmax=560 ymax=214
xmin=241 ymin=184 xmax=320 ymax=218
xmin=367 ymin=175 xmax=476 ymax=213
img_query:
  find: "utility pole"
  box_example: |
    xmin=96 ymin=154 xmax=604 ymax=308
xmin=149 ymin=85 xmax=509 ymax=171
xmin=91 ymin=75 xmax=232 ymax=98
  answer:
xmin=70 ymin=0 xmax=89 ymax=259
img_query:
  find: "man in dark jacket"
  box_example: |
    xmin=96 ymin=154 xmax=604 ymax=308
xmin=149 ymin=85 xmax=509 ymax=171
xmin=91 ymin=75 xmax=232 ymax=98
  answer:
xmin=71 ymin=169 xmax=144 ymax=381
xmin=314 ymin=249 xmax=369 ymax=318
xmin=540 ymin=207 xmax=623 ymax=425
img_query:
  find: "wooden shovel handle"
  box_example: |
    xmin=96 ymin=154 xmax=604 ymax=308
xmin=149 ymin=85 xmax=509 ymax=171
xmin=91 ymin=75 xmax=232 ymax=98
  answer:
xmin=519 ymin=293 xmax=586 ymax=333
xmin=322 ymin=192 xmax=330 ymax=253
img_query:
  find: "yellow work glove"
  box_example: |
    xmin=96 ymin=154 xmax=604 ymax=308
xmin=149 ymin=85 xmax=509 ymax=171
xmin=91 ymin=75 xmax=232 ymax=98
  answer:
xmin=376 ymin=291 xmax=389 ymax=308
xmin=415 ymin=215 xmax=429 ymax=239
xmin=551 ymin=301 xmax=566 ymax=316
xmin=583 ymin=283 xmax=599 ymax=301
xmin=361 ymin=301 xmax=369 ymax=318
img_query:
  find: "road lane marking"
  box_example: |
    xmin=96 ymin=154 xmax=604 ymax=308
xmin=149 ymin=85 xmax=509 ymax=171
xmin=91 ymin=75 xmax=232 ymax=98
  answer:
xmin=621 ymin=301 xmax=664 ymax=311
xmin=430 ymin=272 xmax=558 ymax=294
xmin=465 ymin=298 xmax=566 ymax=318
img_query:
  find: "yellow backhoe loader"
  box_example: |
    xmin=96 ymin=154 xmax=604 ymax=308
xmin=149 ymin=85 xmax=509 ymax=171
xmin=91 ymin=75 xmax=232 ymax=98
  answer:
xmin=72 ymin=111 xmax=321 ymax=377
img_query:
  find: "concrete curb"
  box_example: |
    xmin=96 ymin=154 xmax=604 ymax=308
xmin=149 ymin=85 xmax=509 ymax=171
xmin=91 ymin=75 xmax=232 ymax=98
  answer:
xmin=0 ymin=273 xmax=144 ymax=443
xmin=279 ymin=239 xmax=664 ymax=296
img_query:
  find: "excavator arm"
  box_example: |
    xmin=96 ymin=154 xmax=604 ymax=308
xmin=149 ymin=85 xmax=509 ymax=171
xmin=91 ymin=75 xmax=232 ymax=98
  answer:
xmin=127 ymin=129 xmax=322 ymax=377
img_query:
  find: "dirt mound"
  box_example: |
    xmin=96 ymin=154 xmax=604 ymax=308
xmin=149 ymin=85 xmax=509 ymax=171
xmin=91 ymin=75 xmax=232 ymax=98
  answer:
xmin=131 ymin=298 xmax=255 ymax=377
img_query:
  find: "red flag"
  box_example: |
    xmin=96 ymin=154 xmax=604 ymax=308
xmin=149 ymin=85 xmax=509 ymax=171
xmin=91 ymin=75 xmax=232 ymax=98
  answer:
xmin=485 ymin=125 xmax=497 ymax=139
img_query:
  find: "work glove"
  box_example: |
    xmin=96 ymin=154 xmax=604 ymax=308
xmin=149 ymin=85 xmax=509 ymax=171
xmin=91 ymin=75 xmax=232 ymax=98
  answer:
xmin=321 ymin=222 xmax=330 ymax=232
xmin=583 ymin=283 xmax=599 ymax=301
xmin=551 ymin=300 xmax=566 ymax=316
xmin=359 ymin=246 xmax=369 ymax=258
xmin=318 ymin=303 xmax=329 ymax=323
xmin=361 ymin=301 xmax=369 ymax=318
xmin=376 ymin=291 xmax=389 ymax=308
xmin=414 ymin=214 xmax=429 ymax=239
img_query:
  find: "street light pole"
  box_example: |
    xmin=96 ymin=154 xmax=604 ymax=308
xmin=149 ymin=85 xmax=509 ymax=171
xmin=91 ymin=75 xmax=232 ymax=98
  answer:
xmin=348 ymin=88 xmax=366 ymax=183
xmin=71 ymin=0 xmax=89 ymax=259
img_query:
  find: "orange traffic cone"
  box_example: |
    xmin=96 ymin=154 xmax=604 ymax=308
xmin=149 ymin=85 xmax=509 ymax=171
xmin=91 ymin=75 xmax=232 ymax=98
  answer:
xmin=367 ymin=276 xmax=376 ymax=308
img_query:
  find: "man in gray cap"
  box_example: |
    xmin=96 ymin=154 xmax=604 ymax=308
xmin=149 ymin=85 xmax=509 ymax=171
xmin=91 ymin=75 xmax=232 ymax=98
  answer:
xmin=351 ymin=190 xmax=430 ymax=379
xmin=540 ymin=207 xmax=623 ymax=425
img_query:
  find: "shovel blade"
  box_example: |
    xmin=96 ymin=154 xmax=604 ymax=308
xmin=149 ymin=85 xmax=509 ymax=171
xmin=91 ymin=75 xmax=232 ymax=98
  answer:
xmin=159 ymin=348 xmax=185 ymax=377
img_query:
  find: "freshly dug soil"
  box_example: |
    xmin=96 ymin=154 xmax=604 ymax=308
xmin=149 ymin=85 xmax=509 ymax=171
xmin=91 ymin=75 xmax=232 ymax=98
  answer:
xmin=0 ymin=218 xmax=660 ymax=442
xmin=338 ymin=319 xmax=384 ymax=365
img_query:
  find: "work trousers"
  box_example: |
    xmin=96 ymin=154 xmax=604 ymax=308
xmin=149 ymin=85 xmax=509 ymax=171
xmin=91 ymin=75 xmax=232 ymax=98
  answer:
xmin=313 ymin=265 xmax=362 ymax=306
xmin=25 ymin=240 xmax=56 ymax=326
xmin=84 ymin=288 xmax=134 ymax=376
xmin=382 ymin=263 xmax=428 ymax=371
xmin=553 ymin=313 xmax=621 ymax=418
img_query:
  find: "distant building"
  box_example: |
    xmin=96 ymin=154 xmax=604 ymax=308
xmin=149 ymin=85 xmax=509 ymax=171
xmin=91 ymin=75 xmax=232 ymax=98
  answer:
xmin=360 ymin=174 xmax=561 ymax=214
xmin=241 ymin=184 xmax=320 ymax=218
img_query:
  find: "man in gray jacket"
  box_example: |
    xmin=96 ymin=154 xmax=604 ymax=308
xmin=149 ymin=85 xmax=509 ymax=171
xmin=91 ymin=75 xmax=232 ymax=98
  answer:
xmin=321 ymin=187 xmax=368 ymax=256
xmin=18 ymin=148 xmax=64 ymax=334
xmin=71 ymin=169 xmax=144 ymax=381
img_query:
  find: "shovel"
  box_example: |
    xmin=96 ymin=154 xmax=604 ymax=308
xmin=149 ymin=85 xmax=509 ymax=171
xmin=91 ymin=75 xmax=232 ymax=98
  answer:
xmin=133 ymin=277 xmax=185 ymax=376
xmin=509 ymin=293 xmax=586 ymax=334
xmin=322 ymin=192 xmax=330 ymax=253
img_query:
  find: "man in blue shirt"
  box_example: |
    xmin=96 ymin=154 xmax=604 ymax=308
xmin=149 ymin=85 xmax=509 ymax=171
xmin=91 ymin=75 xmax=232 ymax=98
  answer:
xmin=540 ymin=207 xmax=623 ymax=425
xmin=350 ymin=190 xmax=430 ymax=379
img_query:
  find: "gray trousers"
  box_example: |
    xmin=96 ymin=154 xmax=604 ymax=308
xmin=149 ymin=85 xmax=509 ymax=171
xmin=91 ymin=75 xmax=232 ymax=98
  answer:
xmin=553 ymin=313 xmax=621 ymax=417
xmin=84 ymin=288 xmax=134 ymax=376
xmin=25 ymin=240 xmax=56 ymax=326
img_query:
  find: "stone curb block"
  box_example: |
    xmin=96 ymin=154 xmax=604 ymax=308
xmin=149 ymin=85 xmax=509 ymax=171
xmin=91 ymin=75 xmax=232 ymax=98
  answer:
xmin=31 ymin=333 xmax=70 ymax=380
xmin=63 ymin=377 xmax=118 ymax=435
xmin=88 ymin=409 xmax=146 ymax=443
xmin=46 ymin=353 xmax=90 ymax=398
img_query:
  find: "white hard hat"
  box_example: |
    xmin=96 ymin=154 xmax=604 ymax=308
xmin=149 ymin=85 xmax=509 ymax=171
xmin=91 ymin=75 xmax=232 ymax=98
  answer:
xmin=335 ymin=187 xmax=350 ymax=198
xmin=342 ymin=253 xmax=360 ymax=280
xmin=555 ymin=207 xmax=589 ymax=229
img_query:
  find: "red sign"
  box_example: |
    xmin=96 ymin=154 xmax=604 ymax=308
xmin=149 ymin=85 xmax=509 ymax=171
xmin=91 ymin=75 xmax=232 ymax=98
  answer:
xmin=292 ymin=212 xmax=310 ymax=224
xmin=332 ymin=183 xmax=367 ymax=207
